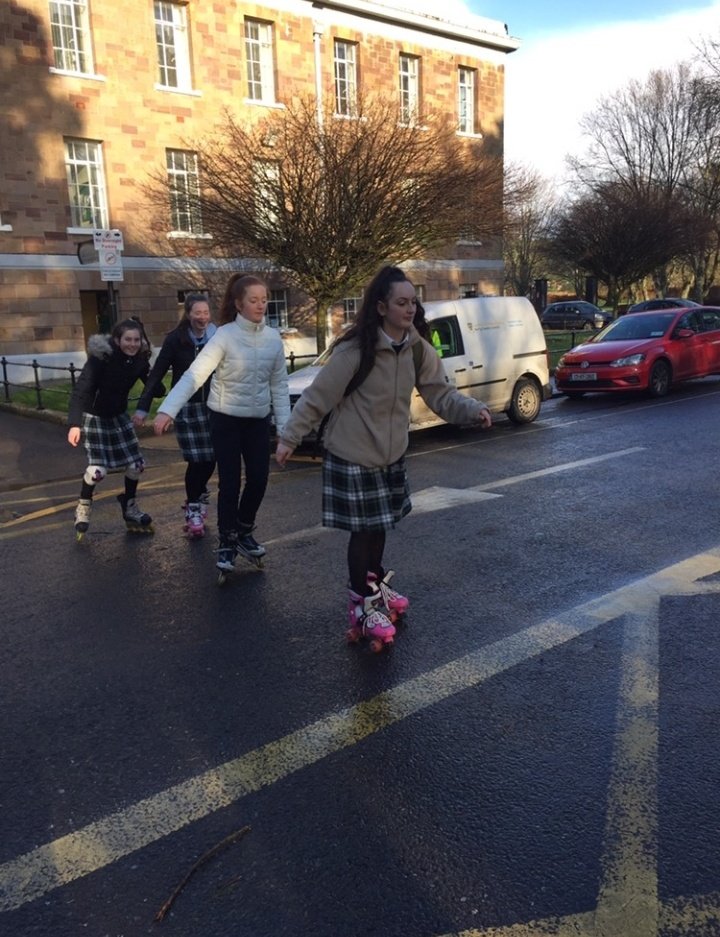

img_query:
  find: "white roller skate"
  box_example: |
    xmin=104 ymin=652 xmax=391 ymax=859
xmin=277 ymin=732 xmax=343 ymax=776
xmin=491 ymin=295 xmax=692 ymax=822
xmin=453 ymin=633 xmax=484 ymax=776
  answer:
xmin=117 ymin=494 xmax=154 ymax=534
xmin=74 ymin=498 xmax=92 ymax=540
xmin=367 ymin=570 xmax=409 ymax=622
xmin=347 ymin=587 xmax=396 ymax=653
xmin=183 ymin=501 xmax=205 ymax=539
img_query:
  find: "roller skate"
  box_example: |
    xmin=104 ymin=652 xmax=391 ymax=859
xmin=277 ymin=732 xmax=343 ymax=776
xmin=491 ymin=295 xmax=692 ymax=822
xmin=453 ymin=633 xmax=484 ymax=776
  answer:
xmin=236 ymin=524 xmax=266 ymax=568
xmin=347 ymin=587 xmax=396 ymax=653
xmin=117 ymin=493 xmax=154 ymax=534
xmin=215 ymin=533 xmax=238 ymax=585
xmin=367 ymin=570 xmax=409 ymax=623
xmin=74 ymin=498 xmax=92 ymax=541
xmin=183 ymin=501 xmax=205 ymax=539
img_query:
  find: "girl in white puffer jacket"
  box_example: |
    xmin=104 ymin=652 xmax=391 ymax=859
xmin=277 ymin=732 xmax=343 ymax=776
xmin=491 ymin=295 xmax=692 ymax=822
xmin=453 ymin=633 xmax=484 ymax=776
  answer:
xmin=155 ymin=275 xmax=290 ymax=569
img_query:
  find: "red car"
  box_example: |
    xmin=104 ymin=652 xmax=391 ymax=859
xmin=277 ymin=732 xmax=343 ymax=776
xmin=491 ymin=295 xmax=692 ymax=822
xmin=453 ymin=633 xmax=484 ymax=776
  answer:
xmin=555 ymin=306 xmax=720 ymax=398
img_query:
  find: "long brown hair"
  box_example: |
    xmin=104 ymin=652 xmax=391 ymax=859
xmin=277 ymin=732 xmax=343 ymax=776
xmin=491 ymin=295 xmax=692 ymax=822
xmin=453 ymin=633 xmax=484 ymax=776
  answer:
xmin=218 ymin=275 xmax=267 ymax=325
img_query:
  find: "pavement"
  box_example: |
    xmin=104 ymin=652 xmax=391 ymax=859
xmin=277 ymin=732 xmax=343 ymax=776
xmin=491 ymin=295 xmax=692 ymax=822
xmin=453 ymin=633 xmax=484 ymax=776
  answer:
xmin=0 ymin=404 xmax=182 ymax=492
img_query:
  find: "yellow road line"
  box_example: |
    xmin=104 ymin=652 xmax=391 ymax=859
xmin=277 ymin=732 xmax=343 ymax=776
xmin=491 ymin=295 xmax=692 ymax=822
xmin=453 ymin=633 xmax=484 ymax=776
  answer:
xmin=2 ymin=549 xmax=719 ymax=914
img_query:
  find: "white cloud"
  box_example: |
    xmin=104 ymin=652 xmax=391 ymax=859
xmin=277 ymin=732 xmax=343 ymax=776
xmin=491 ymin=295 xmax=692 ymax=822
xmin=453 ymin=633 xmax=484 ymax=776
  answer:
xmin=504 ymin=3 xmax=720 ymax=181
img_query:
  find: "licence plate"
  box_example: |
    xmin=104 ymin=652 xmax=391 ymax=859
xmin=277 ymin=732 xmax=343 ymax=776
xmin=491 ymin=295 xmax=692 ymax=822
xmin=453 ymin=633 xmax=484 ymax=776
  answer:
xmin=570 ymin=372 xmax=597 ymax=381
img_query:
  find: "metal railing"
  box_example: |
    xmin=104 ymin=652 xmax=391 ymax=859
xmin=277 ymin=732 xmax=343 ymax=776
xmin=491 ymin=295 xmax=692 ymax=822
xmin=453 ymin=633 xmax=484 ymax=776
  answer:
xmin=0 ymin=351 xmax=318 ymax=411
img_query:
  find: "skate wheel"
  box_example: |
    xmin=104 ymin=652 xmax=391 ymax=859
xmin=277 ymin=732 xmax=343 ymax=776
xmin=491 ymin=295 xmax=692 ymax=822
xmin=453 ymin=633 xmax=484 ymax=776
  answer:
xmin=76 ymin=531 xmax=85 ymax=542
xmin=346 ymin=627 xmax=361 ymax=644
xmin=369 ymin=638 xmax=384 ymax=653
xmin=217 ymin=571 xmax=228 ymax=586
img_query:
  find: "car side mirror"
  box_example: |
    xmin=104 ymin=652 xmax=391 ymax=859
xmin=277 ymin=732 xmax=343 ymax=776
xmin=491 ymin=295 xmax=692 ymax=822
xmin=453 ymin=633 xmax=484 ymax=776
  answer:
xmin=674 ymin=328 xmax=695 ymax=339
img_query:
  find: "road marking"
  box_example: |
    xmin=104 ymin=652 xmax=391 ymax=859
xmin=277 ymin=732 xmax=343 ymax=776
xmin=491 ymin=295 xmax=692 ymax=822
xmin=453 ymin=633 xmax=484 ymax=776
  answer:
xmin=1 ymin=548 xmax=719 ymax=915
xmin=431 ymin=566 xmax=720 ymax=937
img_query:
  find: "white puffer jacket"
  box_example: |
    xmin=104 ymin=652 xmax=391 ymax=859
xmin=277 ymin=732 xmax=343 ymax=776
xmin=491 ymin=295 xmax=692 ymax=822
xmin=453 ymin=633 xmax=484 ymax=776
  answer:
xmin=158 ymin=315 xmax=291 ymax=436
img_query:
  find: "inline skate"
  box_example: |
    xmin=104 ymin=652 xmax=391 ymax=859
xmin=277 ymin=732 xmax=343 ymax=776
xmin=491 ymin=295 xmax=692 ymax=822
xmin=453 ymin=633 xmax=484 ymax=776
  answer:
xmin=74 ymin=498 xmax=92 ymax=541
xmin=117 ymin=493 xmax=154 ymax=534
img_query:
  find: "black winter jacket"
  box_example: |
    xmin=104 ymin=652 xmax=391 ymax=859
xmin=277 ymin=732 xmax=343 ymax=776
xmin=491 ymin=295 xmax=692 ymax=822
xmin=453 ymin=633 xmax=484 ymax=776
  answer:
xmin=67 ymin=335 xmax=158 ymax=427
xmin=136 ymin=326 xmax=213 ymax=413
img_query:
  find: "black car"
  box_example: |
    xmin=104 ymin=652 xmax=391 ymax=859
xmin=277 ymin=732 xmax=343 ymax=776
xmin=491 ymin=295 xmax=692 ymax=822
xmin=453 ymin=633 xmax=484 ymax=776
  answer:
xmin=540 ymin=301 xmax=612 ymax=331
xmin=626 ymin=298 xmax=701 ymax=313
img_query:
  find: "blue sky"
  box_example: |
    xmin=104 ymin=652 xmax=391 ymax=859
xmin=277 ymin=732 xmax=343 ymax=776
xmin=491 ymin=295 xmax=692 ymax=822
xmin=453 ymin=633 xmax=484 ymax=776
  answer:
xmin=458 ymin=0 xmax=720 ymax=179
xmin=468 ymin=0 xmax=700 ymax=38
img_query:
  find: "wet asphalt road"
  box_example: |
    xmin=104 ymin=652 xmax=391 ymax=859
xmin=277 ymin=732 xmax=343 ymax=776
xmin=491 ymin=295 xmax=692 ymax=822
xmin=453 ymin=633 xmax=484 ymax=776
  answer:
xmin=2 ymin=384 xmax=720 ymax=937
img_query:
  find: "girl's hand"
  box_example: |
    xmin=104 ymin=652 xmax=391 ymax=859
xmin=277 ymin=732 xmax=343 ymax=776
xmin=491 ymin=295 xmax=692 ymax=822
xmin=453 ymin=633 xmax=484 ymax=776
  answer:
xmin=154 ymin=413 xmax=173 ymax=435
xmin=275 ymin=442 xmax=295 ymax=467
xmin=68 ymin=427 xmax=81 ymax=447
xmin=476 ymin=406 xmax=492 ymax=429
xmin=131 ymin=413 xmax=145 ymax=428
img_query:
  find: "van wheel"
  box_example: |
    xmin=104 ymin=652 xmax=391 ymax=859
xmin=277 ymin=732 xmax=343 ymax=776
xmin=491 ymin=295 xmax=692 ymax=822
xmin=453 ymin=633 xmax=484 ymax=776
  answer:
xmin=507 ymin=377 xmax=541 ymax=424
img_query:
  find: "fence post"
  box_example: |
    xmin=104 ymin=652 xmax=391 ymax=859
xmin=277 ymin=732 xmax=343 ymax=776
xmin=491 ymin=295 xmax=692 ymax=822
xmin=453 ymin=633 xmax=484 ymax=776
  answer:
xmin=1 ymin=357 xmax=9 ymax=403
xmin=32 ymin=359 xmax=45 ymax=410
xmin=69 ymin=362 xmax=77 ymax=387
xmin=288 ymin=351 xmax=296 ymax=372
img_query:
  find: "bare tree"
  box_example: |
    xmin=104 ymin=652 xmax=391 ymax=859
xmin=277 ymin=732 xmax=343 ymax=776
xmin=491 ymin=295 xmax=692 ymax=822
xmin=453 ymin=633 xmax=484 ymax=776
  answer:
xmin=144 ymin=94 xmax=504 ymax=351
xmin=502 ymin=162 xmax=556 ymax=298
xmin=546 ymin=183 xmax=696 ymax=309
xmin=570 ymin=63 xmax=720 ymax=299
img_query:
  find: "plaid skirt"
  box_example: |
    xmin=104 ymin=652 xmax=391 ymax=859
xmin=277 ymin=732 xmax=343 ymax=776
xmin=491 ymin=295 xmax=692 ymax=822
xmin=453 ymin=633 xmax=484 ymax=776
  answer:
xmin=322 ymin=451 xmax=412 ymax=532
xmin=82 ymin=412 xmax=145 ymax=469
xmin=174 ymin=401 xmax=214 ymax=462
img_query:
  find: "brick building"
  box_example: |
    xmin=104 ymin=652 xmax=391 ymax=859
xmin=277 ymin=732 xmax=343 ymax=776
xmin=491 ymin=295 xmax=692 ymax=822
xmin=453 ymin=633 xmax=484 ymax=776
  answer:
xmin=0 ymin=0 xmax=518 ymax=364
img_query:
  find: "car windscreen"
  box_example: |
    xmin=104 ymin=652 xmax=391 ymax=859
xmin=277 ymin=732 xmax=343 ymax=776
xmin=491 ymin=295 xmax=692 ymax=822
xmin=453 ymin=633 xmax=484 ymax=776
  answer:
xmin=595 ymin=312 xmax=675 ymax=342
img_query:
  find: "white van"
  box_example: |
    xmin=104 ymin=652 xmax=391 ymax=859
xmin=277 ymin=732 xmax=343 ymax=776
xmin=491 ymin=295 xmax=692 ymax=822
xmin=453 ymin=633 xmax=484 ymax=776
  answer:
xmin=286 ymin=296 xmax=551 ymax=429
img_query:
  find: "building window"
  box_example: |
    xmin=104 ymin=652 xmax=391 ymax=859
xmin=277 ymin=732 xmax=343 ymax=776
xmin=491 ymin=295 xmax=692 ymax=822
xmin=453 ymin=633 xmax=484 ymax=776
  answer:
xmin=49 ymin=0 xmax=93 ymax=74
xmin=266 ymin=289 xmax=288 ymax=329
xmin=245 ymin=19 xmax=275 ymax=103
xmin=415 ymin=284 xmax=426 ymax=302
xmin=399 ymin=54 xmax=420 ymax=125
xmin=167 ymin=150 xmax=202 ymax=235
xmin=154 ymin=1 xmax=192 ymax=90
xmin=254 ymin=160 xmax=280 ymax=226
xmin=334 ymin=40 xmax=357 ymax=117
xmin=458 ymin=67 xmax=476 ymax=134
xmin=459 ymin=282 xmax=478 ymax=298
xmin=340 ymin=295 xmax=363 ymax=325
xmin=64 ymin=138 xmax=108 ymax=228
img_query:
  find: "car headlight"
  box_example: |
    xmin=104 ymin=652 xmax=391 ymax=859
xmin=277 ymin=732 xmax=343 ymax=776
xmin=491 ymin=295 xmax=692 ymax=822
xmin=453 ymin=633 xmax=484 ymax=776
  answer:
xmin=610 ymin=353 xmax=646 ymax=367
xmin=557 ymin=355 xmax=567 ymax=367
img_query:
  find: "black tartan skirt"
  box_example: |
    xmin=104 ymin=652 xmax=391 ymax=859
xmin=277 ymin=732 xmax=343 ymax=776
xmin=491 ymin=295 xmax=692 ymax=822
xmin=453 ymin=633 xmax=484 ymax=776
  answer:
xmin=174 ymin=401 xmax=214 ymax=462
xmin=322 ymin=451 xmax=412 ymax=532
xmin=82 ymin=412 xmax=145 ymax=469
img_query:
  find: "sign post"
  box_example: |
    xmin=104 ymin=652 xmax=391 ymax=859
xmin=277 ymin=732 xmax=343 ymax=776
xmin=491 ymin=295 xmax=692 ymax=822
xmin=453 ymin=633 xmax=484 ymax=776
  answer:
xmin=93 ymin=229 xmax=124 ymax=324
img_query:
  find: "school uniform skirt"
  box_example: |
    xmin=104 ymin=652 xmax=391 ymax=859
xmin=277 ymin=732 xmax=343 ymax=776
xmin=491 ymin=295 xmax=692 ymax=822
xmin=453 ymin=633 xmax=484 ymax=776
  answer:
xmin=82 ymin=412 xmax=145 ymax=469
xmin=174 ymin=401 xmax=214 ymax=463
xmin=322 ymin=451 xmax=412 ymax=532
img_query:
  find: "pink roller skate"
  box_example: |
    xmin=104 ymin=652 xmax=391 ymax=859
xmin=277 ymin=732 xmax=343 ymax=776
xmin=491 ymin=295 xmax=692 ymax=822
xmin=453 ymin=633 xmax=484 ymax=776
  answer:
xmin=183 ymin=501 xmax=205 ymax=539
xmin=347 ymin=588 xmax=396 ymax=653
xmin=367 ymin=570 xmax=409 ymax=622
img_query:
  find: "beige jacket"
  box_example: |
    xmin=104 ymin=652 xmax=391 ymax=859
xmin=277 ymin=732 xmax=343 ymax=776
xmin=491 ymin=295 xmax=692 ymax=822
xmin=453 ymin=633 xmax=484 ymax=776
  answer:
xmin=280 ymin=326 xmax=486 ymax=468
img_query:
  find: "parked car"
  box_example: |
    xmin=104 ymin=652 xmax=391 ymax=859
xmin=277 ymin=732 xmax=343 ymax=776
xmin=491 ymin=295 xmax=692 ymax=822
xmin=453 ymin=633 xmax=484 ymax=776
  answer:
xmin=627 ymin=298 xmax=701 ymax=313
xmin=554 ymin=306 xmax=720 ymax=398
xmin=541 ymin=301 xmax=613 ymax=331
xmin=286 ymin=296 xmax=552 ymax=431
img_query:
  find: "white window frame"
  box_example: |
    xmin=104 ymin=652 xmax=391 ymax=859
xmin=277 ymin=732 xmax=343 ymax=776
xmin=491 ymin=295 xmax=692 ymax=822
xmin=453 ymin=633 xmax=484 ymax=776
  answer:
xmin=49 ymin=0 xmax=93 ymax=75
xmin=458 ymin=66 xmax=476 ymax=135
xmin=399 ymin=54 xmax=420 ymax=126
xmin=254 ymin=160 xmax=281 ymax=227
xmin=334 ymin=40 xmax=357 ymax=117
xmin=64 ymin=138 xmax=108 ymax=230
xmin=266 ymin=289 xmax=289 ymax=329
xmin=341 ymin=294 xmax=363 ymax=325
xmin=154 ymin=1 xmax=192 ymax=91
xmin=415 ymin=284 xmax=426 ymax=303
xmin=166 ymin=149 xmax=203 ymax=236
xmin=459 ymin=282 xmax=478 ymax=298
xmin=244 ymin=19 xmax=275 ymax=104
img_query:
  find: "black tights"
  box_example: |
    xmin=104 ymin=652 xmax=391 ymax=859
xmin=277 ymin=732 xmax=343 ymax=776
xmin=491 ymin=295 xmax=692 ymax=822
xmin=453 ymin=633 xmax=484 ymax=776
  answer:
xmin=185 ymin=460 xmax=215 ymax=503
xmin=347 ymin=530 xmax=386 ymax=596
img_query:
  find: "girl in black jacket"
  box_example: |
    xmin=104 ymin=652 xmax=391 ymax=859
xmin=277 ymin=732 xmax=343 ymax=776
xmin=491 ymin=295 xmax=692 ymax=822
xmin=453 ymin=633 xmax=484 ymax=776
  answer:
xmin=67 ymin=318 xmax=160 ymax=538
xmin=133 ymin=293 xmax=217 ymax=538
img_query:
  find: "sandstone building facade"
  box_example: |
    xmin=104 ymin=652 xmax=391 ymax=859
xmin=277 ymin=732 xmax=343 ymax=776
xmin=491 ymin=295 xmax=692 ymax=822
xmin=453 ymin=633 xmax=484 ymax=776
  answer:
xmin=0 ymin=0 xmax=518 ymax=362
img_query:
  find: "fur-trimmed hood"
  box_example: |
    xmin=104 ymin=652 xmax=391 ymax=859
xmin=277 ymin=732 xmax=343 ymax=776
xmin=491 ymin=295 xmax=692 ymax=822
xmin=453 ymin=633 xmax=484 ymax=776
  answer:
xmin=87 ymin=334 xmax=114 ymax=359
